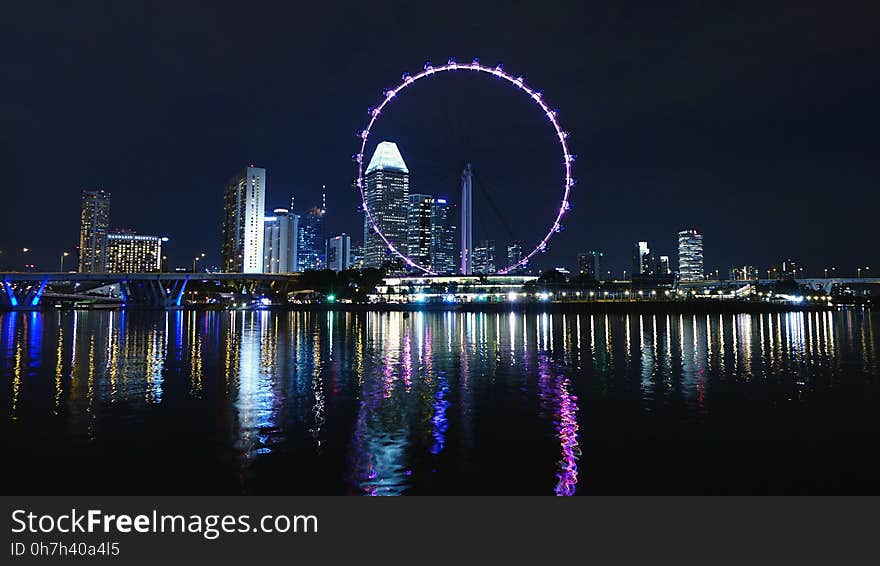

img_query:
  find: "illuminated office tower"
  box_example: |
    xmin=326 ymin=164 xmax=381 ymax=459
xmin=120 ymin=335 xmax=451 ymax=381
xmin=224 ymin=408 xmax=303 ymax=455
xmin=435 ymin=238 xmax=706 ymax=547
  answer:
xmin=222 ymin=166 xmax=266 ymax=273
xmin=657 ymin=255 xmax=671 ymax=275
xmin=363 ymin=141 xmax=409 ymax=269
xmin=105 ymin=231 xmax=163 ymax=273
xmin=78 ymin=189 xmax=110 ymax=272
xmin=350 ymin=241 xmax=365 ymax=270
xmin=326 ymin=234 xmax=351 ymax=272
xmin=472 ymin=240 xmax=496 ymax=274
xmin=678 ymin=229 xmax=704 ymax=282
xmin=578 ymin=250 xmax=603 ymax=279
xmin=632 ymin=241 xmax=652 ymax=276
xmin=297 ymin=205 xmax=325 ymax=270
xmin=430 ymin=197 xmax=457 ymax=274
xmin=407 ymin=193 xmax=433 ymax=268
xmin=504 ymin=241 xmax=527 ymax=275
xmin=263 ymin=208 xmax=299 ymax=273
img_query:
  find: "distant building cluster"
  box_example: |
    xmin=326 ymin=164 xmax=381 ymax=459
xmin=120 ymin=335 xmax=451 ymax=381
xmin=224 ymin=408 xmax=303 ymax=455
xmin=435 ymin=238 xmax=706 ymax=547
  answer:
xmin=361 ymin=141 xmax=461 ymax=274
xmin=77 ymin=189 xmax=165 ymax=274
xmin=67 ymin=145 xmax=851 ymax=284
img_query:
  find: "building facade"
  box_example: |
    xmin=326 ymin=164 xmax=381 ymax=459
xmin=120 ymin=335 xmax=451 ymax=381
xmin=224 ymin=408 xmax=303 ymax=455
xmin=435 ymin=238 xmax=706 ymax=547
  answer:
xmin=78 ymin=189 xmax=111 ymax=273
xmin=678 ymin=229 xmax=704 ymax=282
xmin=407 ymin=193 xmax=433 ymax=269
xmin=326 ymin=234 xmax=352 ymax=272
xmin=430 ymin=198 xmax=457 ymax=275
xmin=363 ymin=141 xmax=409 ymax=269
xmin=350 ymin=241 xmax=365 ymax=270
xmin=297 ymin=206 xmax=325 ymax=270
xmin=657 ymin=255 xmax=671 ymax=276
xmin=578 ymin=250 xmax=603 ymax=279
xmin=263 ymin=208 xmax=299 ymax=273
xmin=473 ymin=240 xmax=496 ymax=274
xmin=632 ymin=241 xmax=652 ymax=277
xmin=105 ymin=232 xmax=163 ymax=273
xmin=222 ymin=166 xmax=266 ymax=273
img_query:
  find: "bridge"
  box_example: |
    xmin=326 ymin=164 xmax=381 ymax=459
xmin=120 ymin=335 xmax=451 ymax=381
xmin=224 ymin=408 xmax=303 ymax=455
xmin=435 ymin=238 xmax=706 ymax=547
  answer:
xmin=0 ymin=272 xmax=301 ymax=310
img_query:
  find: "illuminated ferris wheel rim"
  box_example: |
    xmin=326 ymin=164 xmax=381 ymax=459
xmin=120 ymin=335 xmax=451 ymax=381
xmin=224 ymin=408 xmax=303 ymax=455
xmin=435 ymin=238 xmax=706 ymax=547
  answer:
xmin=356 ymin=58 xmax=575 ymax=275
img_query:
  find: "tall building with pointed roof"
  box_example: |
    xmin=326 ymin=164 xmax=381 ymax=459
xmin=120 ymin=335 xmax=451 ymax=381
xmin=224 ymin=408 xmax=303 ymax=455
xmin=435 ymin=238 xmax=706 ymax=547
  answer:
xmin=363 ymin=141 xmax=409 ymax=269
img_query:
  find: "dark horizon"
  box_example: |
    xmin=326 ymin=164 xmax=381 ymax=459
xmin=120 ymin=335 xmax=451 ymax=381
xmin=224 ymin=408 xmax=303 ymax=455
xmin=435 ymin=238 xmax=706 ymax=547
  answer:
xmin=1 ymin=2 xmax=878 ymax=277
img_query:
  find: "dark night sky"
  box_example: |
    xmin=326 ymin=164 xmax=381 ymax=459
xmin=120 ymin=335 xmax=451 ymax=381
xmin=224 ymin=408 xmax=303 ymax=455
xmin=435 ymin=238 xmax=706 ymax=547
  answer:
xmin=1 ymin=1 xmax=878 ymax=276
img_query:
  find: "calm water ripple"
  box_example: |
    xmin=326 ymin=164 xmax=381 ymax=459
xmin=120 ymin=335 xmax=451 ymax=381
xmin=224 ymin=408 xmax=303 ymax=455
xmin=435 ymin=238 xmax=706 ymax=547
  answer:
xmin=2 ymin=308 xmax=879 ymax=494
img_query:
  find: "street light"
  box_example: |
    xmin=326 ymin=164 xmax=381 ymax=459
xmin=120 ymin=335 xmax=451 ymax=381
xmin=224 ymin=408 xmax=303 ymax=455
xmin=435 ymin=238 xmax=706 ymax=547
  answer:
xmin=59 ymin=252 xmax=70 ymax=272
xmin=193 ymin=253 xmax=205 ymax=273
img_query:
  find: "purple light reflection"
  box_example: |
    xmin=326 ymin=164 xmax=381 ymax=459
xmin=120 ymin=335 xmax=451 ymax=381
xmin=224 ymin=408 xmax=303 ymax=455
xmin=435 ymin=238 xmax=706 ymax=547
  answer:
xmin=537 ymin=352 xmax=581 ymax=496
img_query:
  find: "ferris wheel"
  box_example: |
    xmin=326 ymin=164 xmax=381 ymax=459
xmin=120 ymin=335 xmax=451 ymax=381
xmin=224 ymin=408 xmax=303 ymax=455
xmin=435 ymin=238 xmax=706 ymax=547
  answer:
xmin=355 ymin=57 xmax=575 ymax=275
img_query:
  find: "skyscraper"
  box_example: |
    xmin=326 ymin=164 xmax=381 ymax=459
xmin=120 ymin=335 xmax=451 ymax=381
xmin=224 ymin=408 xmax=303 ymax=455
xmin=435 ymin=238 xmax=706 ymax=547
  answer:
xmin=473 ymin=240 xmax=496 ymax=274
xmin=363 ymin=141 xmax=409 ymax=269
xmin=578 ymin=250 xmax=603 ymax=279
xmin=78 ymin=189 xmax=110 ymax=273
xmin=222 ymin=166 xmax=266 ymax=273
xmin=350 ymin=241 xmax=365 ymax=270
xmin=298 ymin=206 xmax=325 ymax=270
xmin=632 ymin=241 xmax=652 ymax=277
xmin=105 ymin=231 xmax=163 ymax=273
xmin=263 ymin=208 xmax=299 ymax=273
xmin=430 ymin=198 xmax=457 ymax=274
xmin=326 ymin=234 xmax=352 ymax=272
xmin=407 ymin=193 xmax=433 ymax=269
xmin=508 ymin=241 xmax=525 ymax=272
xmin=678 ymin=229 xmax=704 ymax=282
xmin=657 ymin=255 xmax=671 ymax=276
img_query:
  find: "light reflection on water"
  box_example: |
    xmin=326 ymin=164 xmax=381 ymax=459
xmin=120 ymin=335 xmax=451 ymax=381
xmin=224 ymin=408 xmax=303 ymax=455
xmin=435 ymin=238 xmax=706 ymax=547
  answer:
xmin=2 ymin=309 xmax=879 ymax=495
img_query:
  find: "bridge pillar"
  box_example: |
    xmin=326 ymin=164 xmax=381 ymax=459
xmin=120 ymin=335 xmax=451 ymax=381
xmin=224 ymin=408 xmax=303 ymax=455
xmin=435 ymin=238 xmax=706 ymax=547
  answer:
xmin=0 ymin=278 xmax=48 ymax=311
xmin=120 ymin=277 xmax=188 ymax=308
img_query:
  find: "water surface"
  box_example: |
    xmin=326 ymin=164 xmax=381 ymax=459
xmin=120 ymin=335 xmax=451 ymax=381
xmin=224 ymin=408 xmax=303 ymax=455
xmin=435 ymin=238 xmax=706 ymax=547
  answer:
xmin=3 ymin=309 xmax=879 ymax=494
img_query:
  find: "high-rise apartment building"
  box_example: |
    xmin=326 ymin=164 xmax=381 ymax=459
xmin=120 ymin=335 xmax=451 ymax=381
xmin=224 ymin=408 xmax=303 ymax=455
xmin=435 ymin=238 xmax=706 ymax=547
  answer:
xmin=78 ymin=189 xmax=111 ymax=273
xmin=222 ymin=166 xmax=266 ymax=273
xmin=263 ymin=208 xmax=299 ymax=273
xmin=326 ymin=234 xmax=352 ymax=272
xmin=105 ymin=231 xmax=163 ymax=273
xmin=363 ymin=141 xmax=409 ymax=269
xmin=678 ymin=229 xmax=704 ymax=282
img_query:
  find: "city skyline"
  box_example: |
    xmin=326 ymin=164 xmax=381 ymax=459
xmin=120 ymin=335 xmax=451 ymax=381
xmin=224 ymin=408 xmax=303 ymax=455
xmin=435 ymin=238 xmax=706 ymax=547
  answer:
xmin=1 ymin=171 xmax=875 ymax=282
xmin=1 ymin=4 xmax=878 ymax=278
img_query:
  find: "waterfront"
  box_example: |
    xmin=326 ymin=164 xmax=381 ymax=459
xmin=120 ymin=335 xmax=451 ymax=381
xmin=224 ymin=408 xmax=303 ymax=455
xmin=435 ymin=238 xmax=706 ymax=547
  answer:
xmin=3 ymin=308 xmax=879 ymax=495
